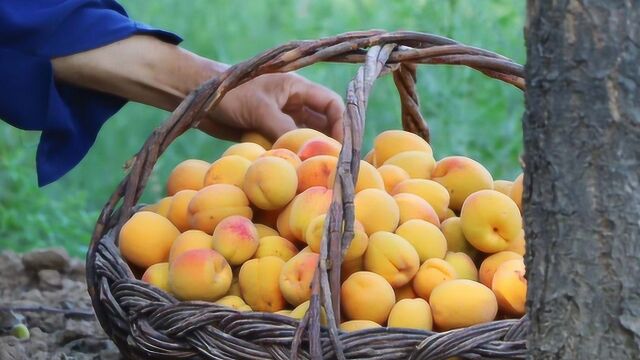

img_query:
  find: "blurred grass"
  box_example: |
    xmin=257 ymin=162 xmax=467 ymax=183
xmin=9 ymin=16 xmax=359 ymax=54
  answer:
xmin=0 ymin=0 xmax=525 ymax=257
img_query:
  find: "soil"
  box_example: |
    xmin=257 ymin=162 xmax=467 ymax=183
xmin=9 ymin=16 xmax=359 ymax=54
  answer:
xmin=0 ymin=248 xmax=121 ymax=360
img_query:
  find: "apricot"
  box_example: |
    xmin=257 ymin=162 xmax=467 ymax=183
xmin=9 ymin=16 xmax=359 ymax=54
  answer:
xmin=222 ymin=142 xmax=265 ymax=161
xmin=363 ymin=149 xmax=376 ymax=166
xmin=188 ymin=184 xmax=252 ymax=234
xmin=387 ymin=298 xmax=433 ymax=330
xmin=341 ymin=271 xmax=395 ymax=324
xmin=168 ymin=249 xmax=232 ymax=301
xmin=460 ymin=190 xmax=522 ymax=253
xmin=412 ymin=259 xmax=457 ymax=301
xmin=255 ymin=223 xmax=279 ymax=238
xmin=215 ymin=295 xmax=252 ymax=312
xmin=145 ymin=196 xmax=172 ymax=217
xmin=166 ymin=190 xmax=197 ymax=232
xmin=141 ymin=262 xmax=170 ymax=292
xmin=306 ymin=214 xmax=368 ymax=261
xmin=203 ymin=155 xmax=252 ymax=188
xmin=260 ymin=148 xmax=302 ymax=168
xmin=227 ymin=269 xmax=242 ymax=297
xmin=394 ymin=283 xmax=417 ymax=301
xmin=443 ymin=208 xmax=457 ymax=220
xmin=275 ymin=310 xmax=292 ymax=316
xmin=394 ymin=193 xmax=440 ymax=227
xmin=354 ymin=189 xmax=400 ymax=235
xmin=272 ymin=128 xmax=327 ymax=153
xmin=289 ymin=187 xmax=333 ymax=241
xmin=166 ymin=159 xmax=210 ymax=196
xmin=240 ymin=131 xmax=272 ymax=150
xmin=378 ymin=165 xmax=410 ymax=193
xmin=444 ymin=252 xmax=478 ymax=281
xmin=244 ymin=157 xmax=298 ymax=210
xmin=440 ymin=217 xmax=476 ymax=255
xmin=169 ymin=230 xmax=213 ymax=263
xmin=211 ymin=215 xmax=259 ymax=265
xmin=392 ymin=179 xmax=450 ymax=221
xmin=298 ymin=137 xmax=342 ymax=161
xmin=429 ymin=279 xmax=498 ymax=331
xmin=479 ymin=251 xmax=523 ymax=288
xmin=384 ymin=151 xmax=436 ymax=179
xmin=254 ymin=236 xmax=298 ymax=261
xmin=340 ymin=320 xmax=381 ymax=332
xmin=297 ymin=155 xmax=338 ymax=192
xmin=511 ymin=173 xmax=523 ymax=212
xmin=341 ymin=256 xmax=364 ymax=283
xmin=276 ymin=202 xmax=296 ymax=241
xmin=119 ymin=211 xmax=179 ymax=268
xmin=395 ymin=220 xmax=447 ymax=262
xmin=353 ymin=161 xmax=385 ymax=193
xmin=289 ymin=300 xmax=328 ymax=325
xmin=492 ymin=259 xmax=527 ymax=316
xmin=373 ymin=130 xmax=432 ymax=165
xmin=364 ymin=232 xmax=420 ymax=287
xmin=239 ymin=256 xmax=287 ymax=312
xmin=507 ymin=229 xmax=526 ymax=256
xmin=279 ymin=252 xmax=319 ymax=306
xmin=431 ymin=156 xmax=494 ymax=211
xmin=493 ymin=180 xmax=513 ymax=197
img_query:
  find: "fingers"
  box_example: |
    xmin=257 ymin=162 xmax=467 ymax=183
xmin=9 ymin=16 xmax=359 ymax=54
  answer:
xmin=256 ymin=101 xmax=298 ymax=141
xmin=289 ymin=79 xmax=345 ymax=142
xmin=197 ymin=116 xmax=243 ymax=142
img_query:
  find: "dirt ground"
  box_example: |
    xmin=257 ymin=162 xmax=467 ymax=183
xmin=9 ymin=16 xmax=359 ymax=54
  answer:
xmin=0 ymin=248 xmax=121 ymax=360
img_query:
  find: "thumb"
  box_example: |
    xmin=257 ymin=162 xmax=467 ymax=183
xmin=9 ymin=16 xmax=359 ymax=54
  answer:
xmin=255 ymin=102 xmax=298 ymax=141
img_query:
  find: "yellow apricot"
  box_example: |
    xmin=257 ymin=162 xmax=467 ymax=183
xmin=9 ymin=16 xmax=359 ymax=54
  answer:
xmin=444 ymin=252 xmax=478 ymax=281
xmin=340 ymin=320 xmax=381 ymax=332
xmin=166 ymin=159 xmax=210 ymax=196
xmin=239 ymin=256 xmax=287 ymax=312
xmin=298 ymin=137 xmax=342 ymax=161
xmin=254 ymin=236 xmax=298 ymax=261
xmin=341 ymin=271 xmax=396 ymax=324
xmin=429 ymin=279 xmax=498 ymax=331
xmin=364 ymin=231 xmax=420 ymax=288
xmin=272 ymin=128 xmax=327 ymax=153
xmin=255 ymin=223 xmax=279 ymax=238
xmin=289 ymin=300 xmax=328 ymax=325
xmin=394 ymin=283 xmax=417 ymax=301
xmin=493 ymin=180 xmax=513 ymax=197
xmin=431 ymin=156 xmax=494 ymax=211
xmin=353 ymin=161 xmax=385 ymax=193
xmin=492 ymin=259 xmax=527 ymax=316
xmin=354 ymin=189 xmax=400 ymax=235
xmin=511 ymin=173 xmax=523 ymax=212
xmin=169 ymin=249 xmax=232 ymax=301
xmin=276 ymin=202 xmax=296 ymax=242
xmin=141 ymin=262 xmax=170 ymax=292
xmin=507 ymin=229 xmax=526 ymax=256
xmin=279 ymin=252 xmax=319 ymax=306
xmin=374 ymin=130 xmax=432 ymax=165
xmin=387 ymin=298 xmax=433 ymax=330
xmin=222 ymin=142 xmax=266 ymax=161
xmin=166 ymin=189 xmax=197 ymax=232
xmin=479 ymin=251 xmax=523 ymax=288
xmin=363 ymin=149 xmax=377 ymax=166
xmin=413 ymin=259 xmax=457 ymax=301
xmin=215 ymin=295 xmax=252 ymax=312
xmin=384 ymin=151 xmax=436 ymax=179
xmin=460 ymin=190 xmax=522 ymax=253
xmin=440 ymin=217 xmax=477 ymax=255
xmin=297 ymin=155 xmax=338 ymax=192
xmin=288 ymin=186 xmax=333 ymax=241
xmin=169 ymin=230 xmax=213 ymax=263
xmin=119 ymin=211 xmax=179 ymax=268
xmin=260 ymin=148 xmax=302 ymax=168
xmin=188 ymin=184 xmax=252 ymax=234
xmin=146 ymin=196 xmax=172 ymax=217
xmin=211 ymin=215 xmax=259 ymax=265
xmin=392 ymin=179 xmax=450 ymax=221
xmin=306 ymin=214 xmax=368 ymax=261
xmin=203 ymin=155 xmax=252 ymax=188
xmin=394 ymin=193 xmax=440 ymax=227
xmin=341 ymin=256 xmax=364 ymax=283
xmin=241 ymin=131 xmax=272 ymax=150
xmin=244 ymin=157 xmax=298 ymax=210
xmin=378 ymin=164 xmax=411 ymax=193
xmin=396 ymin=220 xmax=447 ymax=262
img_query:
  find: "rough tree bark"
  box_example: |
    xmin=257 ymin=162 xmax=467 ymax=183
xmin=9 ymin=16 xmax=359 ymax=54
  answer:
xmin=525 ymin=1 xmax=640 ymax=359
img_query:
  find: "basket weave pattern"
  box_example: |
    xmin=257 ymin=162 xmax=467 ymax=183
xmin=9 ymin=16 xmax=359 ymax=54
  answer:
xmin=87 ymin=30 xmax=526 ymax=359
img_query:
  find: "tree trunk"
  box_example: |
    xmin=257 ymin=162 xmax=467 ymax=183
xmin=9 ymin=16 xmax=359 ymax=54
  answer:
xmin=524 ymin=1 xmax=640 ymax=358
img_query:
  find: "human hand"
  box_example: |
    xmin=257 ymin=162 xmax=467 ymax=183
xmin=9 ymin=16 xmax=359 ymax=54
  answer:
xmin=199 ymin=73 xmax=345 ymax=142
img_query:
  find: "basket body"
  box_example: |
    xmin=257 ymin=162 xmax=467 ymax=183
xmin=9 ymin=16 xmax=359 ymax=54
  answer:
xmin=87 ymin=30 xmax=527 ymax=360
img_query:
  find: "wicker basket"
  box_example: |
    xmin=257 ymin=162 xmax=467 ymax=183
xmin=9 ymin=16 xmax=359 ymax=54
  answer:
xmin=87 ymin=30 xmax=527 ymax=360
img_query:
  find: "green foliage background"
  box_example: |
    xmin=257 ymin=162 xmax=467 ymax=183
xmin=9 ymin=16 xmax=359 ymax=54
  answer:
xmin=0 ymin=0 xmax=525 ymax=257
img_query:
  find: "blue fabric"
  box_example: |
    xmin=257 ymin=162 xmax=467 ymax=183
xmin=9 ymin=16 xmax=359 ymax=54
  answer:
xmin=0 ymin=0 xmax=182 ymax=186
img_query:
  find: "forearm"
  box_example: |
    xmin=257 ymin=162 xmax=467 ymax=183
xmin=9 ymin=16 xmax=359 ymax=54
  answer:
xmin=51 ymin=35 xmax=227 ymax=111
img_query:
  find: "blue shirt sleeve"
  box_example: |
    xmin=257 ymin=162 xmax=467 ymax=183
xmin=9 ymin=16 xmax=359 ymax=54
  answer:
xmin=0 ymin=0 xmax=183 ymax=186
